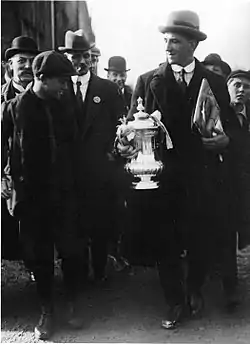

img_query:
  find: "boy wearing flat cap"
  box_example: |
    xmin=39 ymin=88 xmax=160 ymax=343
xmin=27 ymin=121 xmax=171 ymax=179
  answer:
xmin=117 ymin=10 xmax=239 ymax=329
xmin=59 ymin=30 xmax=125 ymax=286
xmin=2 ymin=51 xmax=86 ymax=340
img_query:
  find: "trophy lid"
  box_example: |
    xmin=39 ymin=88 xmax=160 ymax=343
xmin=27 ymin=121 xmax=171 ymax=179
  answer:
xmin=131 ymin=97 xmax=156 ymax=129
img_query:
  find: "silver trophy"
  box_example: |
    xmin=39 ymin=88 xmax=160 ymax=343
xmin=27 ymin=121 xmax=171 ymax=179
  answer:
xmin=118 ymin=97 xmax=172 ymax=190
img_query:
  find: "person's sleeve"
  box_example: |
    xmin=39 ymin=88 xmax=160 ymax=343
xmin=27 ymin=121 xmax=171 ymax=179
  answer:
xmin=1 ymin=100 xmax=15 ymax=177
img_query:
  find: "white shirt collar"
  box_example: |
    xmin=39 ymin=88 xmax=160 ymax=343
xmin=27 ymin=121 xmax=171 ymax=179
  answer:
xmin=12 ymin=80 xmax=26 ymax=93
xmin=171 ymin=60 xmax=195 ymax=73
xmin=72 ymin=71 xmax=91 ymax=85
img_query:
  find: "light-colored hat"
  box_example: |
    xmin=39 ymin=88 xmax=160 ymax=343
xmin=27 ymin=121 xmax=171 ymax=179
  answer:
xmin=159 ymin=10 xmax=207 ymax=41
xmin=58 ymin=30 xmax=94 ymax=52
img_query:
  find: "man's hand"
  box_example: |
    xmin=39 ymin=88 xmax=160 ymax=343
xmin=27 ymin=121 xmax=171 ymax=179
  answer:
xmin=1 ymin=177 xmax=12 ymax=200
xmin=202 ymin=128 xmax=230 ymax=151
xmin=116 ymin=142 xmax=139 ymax=159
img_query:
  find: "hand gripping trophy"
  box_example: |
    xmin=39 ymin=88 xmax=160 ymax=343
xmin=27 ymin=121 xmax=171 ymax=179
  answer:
xmin=116 ymin=97 xmax=173 ymax=190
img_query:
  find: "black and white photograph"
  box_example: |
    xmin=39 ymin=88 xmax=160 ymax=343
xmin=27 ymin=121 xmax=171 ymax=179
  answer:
xmin=1 ymin=0 xmax=250 ymax=342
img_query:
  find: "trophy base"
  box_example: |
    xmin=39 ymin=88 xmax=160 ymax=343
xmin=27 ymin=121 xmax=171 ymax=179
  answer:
xmin=132 ymin=176 xmax=159 ymax=190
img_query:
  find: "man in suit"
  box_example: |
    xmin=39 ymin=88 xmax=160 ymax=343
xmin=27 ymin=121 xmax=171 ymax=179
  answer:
xmin=1 ymin=36 xmax=40 ymax=262
xmin=2 ymin=51 xmax=85 ymax=339
xmin=116 ymin=10 xmax=238 ymax=328
xmin=59 ymin=30 xmax=124 ymax=283
xmin=1 ymin=36 xmax=39 ymax=102
xmin=105 ymin=56 xmax=133 ymax=115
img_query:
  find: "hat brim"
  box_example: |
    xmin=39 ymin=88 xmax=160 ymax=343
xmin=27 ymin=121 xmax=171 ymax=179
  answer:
xmin=58 ymin=42 xmax=95 ymax=53
xmin=5 ymin=47 xmax=40 ymax=61
xmin=104 ymin=68 xmax=130 ymax=72
xmin=158 ymin=25 xmax=207 ymax=41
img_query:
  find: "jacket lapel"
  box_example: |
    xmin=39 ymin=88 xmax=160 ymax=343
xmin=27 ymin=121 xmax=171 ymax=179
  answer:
xmin=81 ymin=73 xmax=101 ymax=139
xmin=149 ymin=62 xmax=188 ymax=125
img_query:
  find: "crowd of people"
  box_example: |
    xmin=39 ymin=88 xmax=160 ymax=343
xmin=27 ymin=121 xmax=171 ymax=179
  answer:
xmin=1 ymin=9 xmax=250 ymax=341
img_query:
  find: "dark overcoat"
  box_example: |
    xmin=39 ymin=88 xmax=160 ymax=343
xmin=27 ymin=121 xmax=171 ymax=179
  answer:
xmin=126 ymin=59 xmax=240 ymax=259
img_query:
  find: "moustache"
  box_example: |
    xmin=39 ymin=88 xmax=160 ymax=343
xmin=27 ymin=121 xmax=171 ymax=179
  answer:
xmin=20 ymin=69 xmax=33 ymax=75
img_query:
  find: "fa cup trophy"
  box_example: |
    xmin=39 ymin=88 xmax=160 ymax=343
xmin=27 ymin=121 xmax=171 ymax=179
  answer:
xmin=117 ymin=97 xmax=173 ymax=190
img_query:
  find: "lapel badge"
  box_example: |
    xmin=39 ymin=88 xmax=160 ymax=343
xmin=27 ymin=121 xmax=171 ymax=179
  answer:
xmin=93 ymin=96 xmax=101 ymax=104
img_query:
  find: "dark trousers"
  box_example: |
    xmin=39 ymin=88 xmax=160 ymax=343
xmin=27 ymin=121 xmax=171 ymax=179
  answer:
xmin=19 ymin=188 xmax=85 ymax=307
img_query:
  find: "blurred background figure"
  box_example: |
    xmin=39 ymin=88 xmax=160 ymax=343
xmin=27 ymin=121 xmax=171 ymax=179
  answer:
xmin=105 ymin=56 xmax=133 ymax=115
xmin=90 ymin=46 xmax=101 ymax=75
xmin=202 ymin=53 xmax=231 ymax=79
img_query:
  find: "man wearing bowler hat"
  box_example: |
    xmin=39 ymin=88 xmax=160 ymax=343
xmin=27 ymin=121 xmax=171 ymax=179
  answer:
xmin=105 ymin=56 xmax=133 ymax=115
xmin=116 ymin=10 xmax=239 ymax=328
xmin=59 ymin=30 xmax=124 ymax=284
xmin=2 ymin=36 xmax=40 ymax=102
xmin=202 ymin=53 xmax=231 ymax=79
xmin=1 ymin=36 xmax=40 ymax=264
xmin=2 ymin=50 xmax=86 ymax=340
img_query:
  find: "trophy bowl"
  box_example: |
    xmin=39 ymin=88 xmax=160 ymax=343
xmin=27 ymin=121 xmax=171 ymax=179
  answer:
xmin=121 ymin=97 xmax=165 ymax=190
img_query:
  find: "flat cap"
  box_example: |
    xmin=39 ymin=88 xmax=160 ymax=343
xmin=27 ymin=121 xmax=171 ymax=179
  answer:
xmin=32 ymin=50 xmax=76 ymax=78
xmin=227 ymin=69 xmax=250 ymax=82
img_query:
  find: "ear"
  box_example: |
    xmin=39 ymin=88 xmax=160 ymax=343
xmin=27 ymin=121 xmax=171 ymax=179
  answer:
xmin=8 ymin=59 xmax=13 ymax=70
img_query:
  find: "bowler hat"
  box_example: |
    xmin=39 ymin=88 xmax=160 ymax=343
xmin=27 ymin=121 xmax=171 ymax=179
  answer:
xmin=159 ymin=10 xmax=207 ymax=41
xmin=227 ymin=69 xmax=250 ymax=83
xmin=5 ymin=36 xmax=40 ymax=61
xmin=32 ymin=50 xmax=76 ymax=78
xmin=203 ymin=53 xmax=231 ymax=77
xmin=58 ymin=30 xmax=94 ymax=53
xmin=104 ymin=56 xmax=130 ymax=73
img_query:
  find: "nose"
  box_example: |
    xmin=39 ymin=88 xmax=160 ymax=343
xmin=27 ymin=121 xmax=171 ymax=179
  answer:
xmin=165 ymin=40 xmax=172 ymax=52
xmin=24 ymin=59 xmax=33 ymax=69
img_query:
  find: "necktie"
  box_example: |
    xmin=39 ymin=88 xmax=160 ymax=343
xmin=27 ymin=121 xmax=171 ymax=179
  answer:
xmin=178 ymin=69 xmax=187 ymax=93
xmin=238 ymin=113 xmax=248 ymax=130
xmin=76 ymin=81 xmax=83 ymax=107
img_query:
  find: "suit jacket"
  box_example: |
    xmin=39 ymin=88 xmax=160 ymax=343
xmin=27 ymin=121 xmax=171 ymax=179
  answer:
xmin=65 ymin=73 xmax=125 ymax=197
xmin=1 ymin=80 xmax=17 ymax=103
xmin=128 ymin=59 xmax=238 ymax=185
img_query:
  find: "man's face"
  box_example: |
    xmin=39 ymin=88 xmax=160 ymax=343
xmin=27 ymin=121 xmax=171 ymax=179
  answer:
xmin=90 ymin=54 xmax=99 ymax=74
xmin=65 ymin=50 xmax=91 ymax=76
xmin=227 ymin=77 xmax=250 ymax=105
xmin=43 ymin=76 xmax=69 ymax=99
xmin=163 ymin=32 xmax=196 ymax=66
xmin=9 ymin=52 xmax=35 ymax=85
xmin=107 ymin=70 xmax=127 ymax=90
xmin=204 ymin=64 xmax=224 ymax=78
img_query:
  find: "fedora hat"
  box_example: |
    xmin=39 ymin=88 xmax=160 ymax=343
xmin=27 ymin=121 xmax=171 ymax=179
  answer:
xmin=104 ymin=56 xmax=130 ymax=73
xmin=203 ymin=53 xmax=231 ymax=77
xmin=159 ymin=10 xmax=207 ymax=41
xmin=58 ymin=30 xmax=94 ymax=53
xmin=5 ymin=36 xmax=40 ymax=61
xmin=91 ymin=46 xmax=101 ymax=57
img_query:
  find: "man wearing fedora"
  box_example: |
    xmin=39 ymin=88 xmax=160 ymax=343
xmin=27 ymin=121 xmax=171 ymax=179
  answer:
xmin=59 ymin=30 xmax=124 ymax=284
xmin=116 ymin=10 xmax=239 ymax=328
xmin=2 ymin=50 xmax=86 ymax=340
xmin=202 ymin=53 xmax=231 ymax=79
xmin=105 ymin=56 xmax=133 ymax=115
